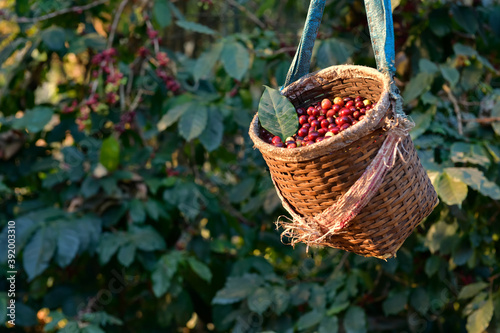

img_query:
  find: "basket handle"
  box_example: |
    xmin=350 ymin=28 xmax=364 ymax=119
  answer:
xmin=363 ymin=0 xmax=396 ymax=76
xmin=283 ymin=0 xmax=326 ymax=88
xmin=283 ymin=0 xmax=396 ymax=88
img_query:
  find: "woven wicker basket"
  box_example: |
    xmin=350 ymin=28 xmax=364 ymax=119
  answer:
xmin=249 ymin=65 xmax=438 ymax=259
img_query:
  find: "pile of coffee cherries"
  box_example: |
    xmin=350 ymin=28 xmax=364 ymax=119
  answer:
xmin=259 ymin=95 xmax=376 ymax=148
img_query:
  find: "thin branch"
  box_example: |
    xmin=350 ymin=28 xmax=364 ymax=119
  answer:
xmin=462 ymin=117 xmax=500 ymax=124
xmin=332 ymin=252 xmax=349 ymax=277
xmin=106 ymin=0 xmax=129 ymax=49
xmin=226 ymin=0 xmax=266 ymax=29
xmin=271 ymin=46 xmax=297 ymax=56
xmin=442 ymin=84 xmax=463 ymax=136
xmin=130 ymin=89 xmax=144 ymax=111
xmin=15 ymin=0 xmax=108 ymax=23
xmin=145 ymin=20 xmax=160 ymax=54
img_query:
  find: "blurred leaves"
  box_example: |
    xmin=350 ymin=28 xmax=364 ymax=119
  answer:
xmin=12 ymin=107 xmax=54 ymax=133
xmin=1 ymin=0 xmax=500 ymax=332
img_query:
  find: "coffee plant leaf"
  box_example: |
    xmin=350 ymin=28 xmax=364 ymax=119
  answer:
xmin=176 ymin=20 xmax=216 ymax=35
xmin=258 ymin=85 xmax=298 ymax=141
xmin=153 ymin=0 xmax=172 ymax=28
xmin=194 ymin=43 xmax=223 ymax=81
xmin=466 ymin=298 xmax=493 ymax=333
xmin=445 ymin=167 xmax=500 ymax=200
xmin=179 ymin=105 xmax=208 ymax=141
xmin=459 ymin=282 xmax=489 ymax=300
xmin=23 ymin=226 xmax=57 ymax=281
xmin=343 ymin=306 xmax=367 ymax=333
xmin=436 ymin=172 xmax=468 ymax=206
xmin=221 ymin=41 xmax=250 ymax=81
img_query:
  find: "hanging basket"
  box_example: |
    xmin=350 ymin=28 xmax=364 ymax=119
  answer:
xmin=249 ymin=65 xmax=438 ymax=259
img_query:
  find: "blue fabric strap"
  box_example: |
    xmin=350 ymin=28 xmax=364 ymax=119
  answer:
xmin=283 ymin=0 xmax=326 ymax=88
xmin=282 ymin=0 xmax=396 ymax=88
xmin=363 ymin=0 xmax=396 ymax=76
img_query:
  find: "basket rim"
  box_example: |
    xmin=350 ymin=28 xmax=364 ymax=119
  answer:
xmin=249 ymin=64 xmax=392 ymax=162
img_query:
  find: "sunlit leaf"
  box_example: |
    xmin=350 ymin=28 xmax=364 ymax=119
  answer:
xmin=466 ymin=298 xmax=493 ymax=333
xmin=445 ymin=167 xmax=500 ymax=200
xmin=458 ymin=282 xmax=489 ymax=300
xmin=436 ymin=172 xmax=468 ymax=206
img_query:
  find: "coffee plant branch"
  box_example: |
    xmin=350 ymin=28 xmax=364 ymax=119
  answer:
xmin=462 ymin=117 xmax=500 ymax=124
xmin=107 ymin=0 xmax=130 ymax=49
xmin=442 ymin=84 xmax=463 ymax=135
xmin=226 ymin=0 xmax=267 ymax=30
xmin=15 ymin=0 xmax=108 ymax=23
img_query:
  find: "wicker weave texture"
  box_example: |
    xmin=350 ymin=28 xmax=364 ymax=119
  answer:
xmin=262 ymin=130 xmax=437 ymax=257
xmin=250 ymin=65 xmax=438 ymax=258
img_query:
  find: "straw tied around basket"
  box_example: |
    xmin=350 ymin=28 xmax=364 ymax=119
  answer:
xmin=248 ymin=0 xmax=438 ymax=259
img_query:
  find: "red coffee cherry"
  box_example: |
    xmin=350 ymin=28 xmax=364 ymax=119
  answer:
xmin=321 ymin=98 xmax=332 ymax=110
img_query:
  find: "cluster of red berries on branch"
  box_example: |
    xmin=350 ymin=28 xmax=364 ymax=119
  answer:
xmin=260 ymin=96 xmax=376 ymax=148
xmin=114 ymin=110 xmax=136 ymax=134
xmin=61 ymin=16 xmax=183 ymax=133
xmin=153 ymin=51 xmax=181 ymax=94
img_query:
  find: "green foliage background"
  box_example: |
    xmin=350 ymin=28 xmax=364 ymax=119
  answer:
xmin=1 ymin=0 xmax=500 ymax=332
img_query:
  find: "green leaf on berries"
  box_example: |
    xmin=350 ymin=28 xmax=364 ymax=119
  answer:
xmin=179 ymin=106 xmax=208 ymax=141
xmin=100 ymin=136 xmax=120 ymax=172
xmin=221 ymin=41 xmax=250 ymax=81
xmin=176 ymin=20 xmax=216 ymax=35
xmin=258 ymin=86 xmax=298 ymax=141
